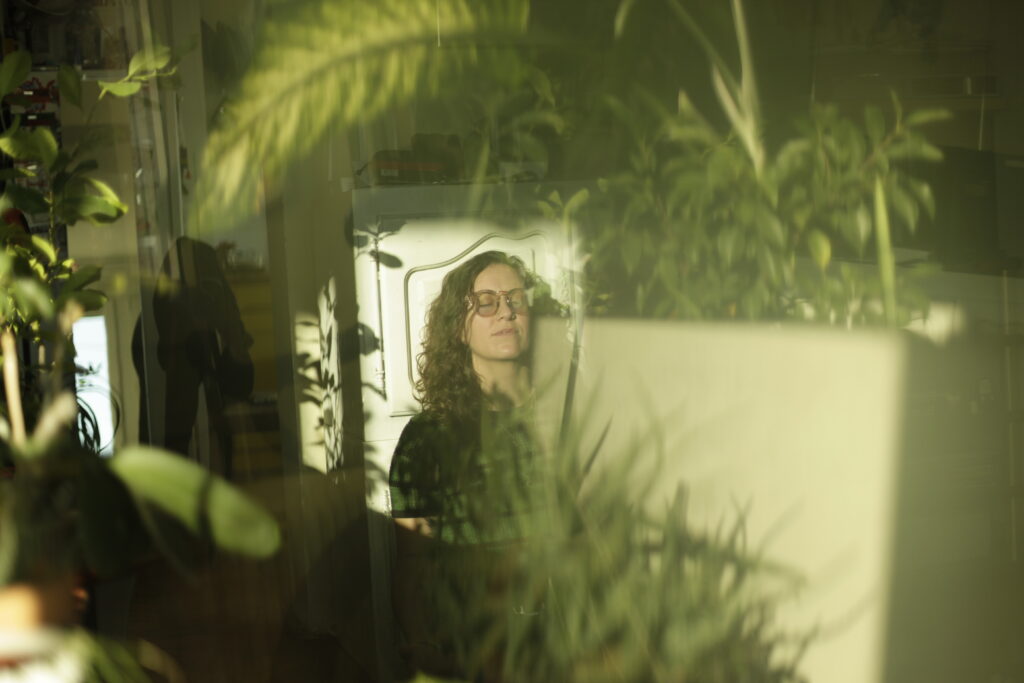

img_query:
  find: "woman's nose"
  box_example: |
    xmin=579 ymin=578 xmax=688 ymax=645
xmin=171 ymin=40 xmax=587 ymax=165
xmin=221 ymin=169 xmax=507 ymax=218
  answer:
xmin=496 ymin=296 xmax=516 ymax=320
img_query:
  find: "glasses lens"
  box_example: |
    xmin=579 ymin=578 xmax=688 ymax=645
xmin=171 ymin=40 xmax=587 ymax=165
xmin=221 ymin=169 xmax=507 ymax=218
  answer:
xmin=475 ymin=292 xmax=499 ymax=316
xmin=507 ymin=289 xmax=528 ymax=312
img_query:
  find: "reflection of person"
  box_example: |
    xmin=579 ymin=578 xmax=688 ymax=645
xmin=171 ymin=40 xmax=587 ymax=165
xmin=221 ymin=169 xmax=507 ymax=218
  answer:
xmin=389 ymin=251 xmax=537 ymax=678
xmin=132 ymin=237 xmax=253 ymax=478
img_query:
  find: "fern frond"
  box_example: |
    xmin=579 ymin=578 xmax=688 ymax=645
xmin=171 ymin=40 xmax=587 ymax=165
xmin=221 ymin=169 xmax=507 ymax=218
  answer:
xmin=194 ymin=0 xmax=529 ymax=233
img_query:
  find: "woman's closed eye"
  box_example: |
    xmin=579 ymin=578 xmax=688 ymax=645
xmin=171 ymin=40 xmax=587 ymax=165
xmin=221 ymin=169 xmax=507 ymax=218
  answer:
xmin=470 ymin=289 xmax=529 ymax=317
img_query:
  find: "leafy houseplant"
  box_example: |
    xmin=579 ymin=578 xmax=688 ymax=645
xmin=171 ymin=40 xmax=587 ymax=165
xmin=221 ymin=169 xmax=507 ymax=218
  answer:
xmin=0 ymin=48 xmax=281 ymax=678
xmin=579 ymin=0 xmax=945 ymax=326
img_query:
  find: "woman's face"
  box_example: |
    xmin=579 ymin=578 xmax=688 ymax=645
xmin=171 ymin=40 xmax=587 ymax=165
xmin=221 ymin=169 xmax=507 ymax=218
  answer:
xmin=463 ymin=263 xmax=530 ymax=364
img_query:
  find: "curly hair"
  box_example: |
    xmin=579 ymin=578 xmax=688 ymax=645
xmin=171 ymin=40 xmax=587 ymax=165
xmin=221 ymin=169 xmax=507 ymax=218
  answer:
xmin=416 ymin=251 xmax=535 ymax=423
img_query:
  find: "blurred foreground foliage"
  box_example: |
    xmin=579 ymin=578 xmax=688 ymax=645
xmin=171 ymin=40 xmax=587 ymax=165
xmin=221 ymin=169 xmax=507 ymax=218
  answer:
xmin=0 ymin=47 xmax=280 ymax=679
xmin=411 ymin=409 xmax=805 ymax=683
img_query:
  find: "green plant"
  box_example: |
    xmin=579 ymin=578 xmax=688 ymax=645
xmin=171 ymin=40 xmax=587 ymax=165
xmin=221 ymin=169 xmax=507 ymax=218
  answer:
xmin=580 ymin=0 xmax=945 ymax=325
xmin=411 ymin=408 xmax=805 ymax=683
xmin=0 ymin=47 xmax=280 ymax=678
xmin=193 ymin=0 xmax=534 ymax=233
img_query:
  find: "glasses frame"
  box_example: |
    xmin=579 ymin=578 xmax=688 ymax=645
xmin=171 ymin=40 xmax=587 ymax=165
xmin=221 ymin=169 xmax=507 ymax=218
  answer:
xmin=464 ymin=288 xmax=530 ymax=317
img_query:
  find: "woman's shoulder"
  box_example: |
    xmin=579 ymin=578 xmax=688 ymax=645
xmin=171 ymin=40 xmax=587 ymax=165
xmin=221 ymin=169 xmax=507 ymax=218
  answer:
xmin=400 ymin=410 xmax=476 ymax=438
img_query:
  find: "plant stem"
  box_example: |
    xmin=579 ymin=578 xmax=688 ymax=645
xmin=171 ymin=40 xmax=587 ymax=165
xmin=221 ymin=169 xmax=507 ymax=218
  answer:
xmin=873 ymin=176 xmax=897 ymax=325
xmin=0 ymin=330 xmax=26 ymax=446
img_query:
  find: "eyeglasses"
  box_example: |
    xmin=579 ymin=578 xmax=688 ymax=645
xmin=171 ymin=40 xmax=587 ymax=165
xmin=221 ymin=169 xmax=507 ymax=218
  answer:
xmin=465 ymin=288 xmax=530 ymax=317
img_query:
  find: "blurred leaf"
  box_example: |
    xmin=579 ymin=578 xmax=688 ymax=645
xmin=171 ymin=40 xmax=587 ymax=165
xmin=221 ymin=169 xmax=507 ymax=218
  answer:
xmin=855 ymin=202 xmax=872 ymax=250
xmin=128 ymin=45 xmax=171 ymax=77
xmin=65 ymin=289 xmax=107 ymax=312
xmin=60 ymin=192 xmax=126 ymax=225
xmin=806 ymin=229 xmax=831 ymax=271
xmin=84 ymin=177 xmax=126 ymax=208
xmin=70 ymin=629 xmax=151 ymax=683
xmin=717 ymin=226 xmax=738 ymax=266
xmin=757 ymin=213 xmax=785 ymax=247
xmin=109 ymin=446 xmax=281 ymax=558
xmin=773 ymin=139 xmax=810 ymax=181
xmin=905 ymin=177 xmax=935 ymax=219
xmin=4 ymin=184 xmax=49 ymax=214
xmin=888 ymin=182 xmax=918 ymax=231
xmin=30 ymin=235 xmax=57 ymax=264
xmin=904 ymin=108 xmax=951 ymax=127
xmin=874 ymin=176 xmax=897 ymax=325
xmin=98 ymin=80 xmax=142 ymax=97
xmin=62 ymin=264 xmax=102 ymax=292
xmin=614 ymin=0 xmax=639 ymax=38
xmin=0 ymin=127 xmax=58 ymax=166
xmin=11 ymin=278 xmax=55 ymax=318
xmin=889 ymin=89 xmax=903 ymax=126
xmin=0 ymin=50 xmax=30 ymax=97
xmin=864 ymin=105 xmax=885 ymax=145
xmin=887 ymin=134 xmax=943 ymax=162
xmin=58 ymin=64 xmax=82 ymax=109
xmin=195 ymin=0 xmax=529 ymax=232
xmin=757 ymin=248 xmax=780 ymax=285
xmin=563 ymin=188 xmax=590 ymax=218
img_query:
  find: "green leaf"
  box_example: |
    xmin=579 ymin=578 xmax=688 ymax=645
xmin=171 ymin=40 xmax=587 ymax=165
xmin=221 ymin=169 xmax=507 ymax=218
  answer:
xmin=874 ymin=176 xmax=897 ymax=325
xmin=806 ymin=229 xmax=831 ymax=271
xmin=886 ymin=135 xmax=943 ymax=162
xmin=32 ymin=127 xmax=58 ymax=168
xmin=62 ymin=264 xmax=102 ymax=292
xmin=855 ymin=202 xmax=872 ymax=250
xmin=195 ymin=0 xmax=530 ymax=233
xmin=864 ymin=105 xmax=885 ymax=145
xmin=905 ymin=177 xmax=936 ymax=219
xmin=888 ymin=182 xmax=918 ymax=231
xmin=773 ymin=139 xmax=810 ymax=181
xmin=128 ymin=45 xmax=171 ymax=77
xmin=85 ymin=177 xmax=127 ymax=208
xmin=0 ymin=50 xmax=30 ymax=97
xmin=757 ymin=248 xmax=781 ymax=285
xmin=109 ymin=446 xmax=281 ymax=558
xmin=563 ymin=188 xmax=590 ymax=219
xmin=58 ymin=64 xmax=82 ymax=109
xmin=11 ymin=278 xmax=54 ymax=318
xmin=757 ymin=213 xmax=785 ymax=247
xmin=30 ymin=235 xmax=57 ymax=264
xmin=4 ymin=184 xmax=49 ymax=214
xmin=889 ymin=89 xmax=903 ymax=126
xmin=717 ymin=226 xmax=738 ymax=266
xmin=0 ymin=126 xmax=59 ymax=166
xmin=67 ymin=288 xmax=107 ymax=312
xmin=60 ymin=193 xmax=126 ymax=225
xmin=98 ymin=80 xmax=142 ymax=97
xmin=614 ymin=0 xmax=639 ymax=38
xmin=904 ymin=108 xmax=951 ymax=127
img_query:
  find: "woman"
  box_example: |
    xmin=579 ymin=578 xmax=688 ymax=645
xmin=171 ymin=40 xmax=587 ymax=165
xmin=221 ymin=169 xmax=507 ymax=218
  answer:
xmin=389 ymin=250 xmax=540 ymax=679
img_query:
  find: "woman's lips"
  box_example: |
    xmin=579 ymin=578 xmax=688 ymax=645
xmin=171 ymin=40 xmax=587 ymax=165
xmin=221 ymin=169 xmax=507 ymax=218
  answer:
xmin=493 ymin=328 xmax=516 ymax=336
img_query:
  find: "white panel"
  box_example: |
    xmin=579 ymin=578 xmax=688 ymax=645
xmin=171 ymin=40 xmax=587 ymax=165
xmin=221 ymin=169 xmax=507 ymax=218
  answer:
xmin=534 ymin=320 xmax=907 ymax=683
